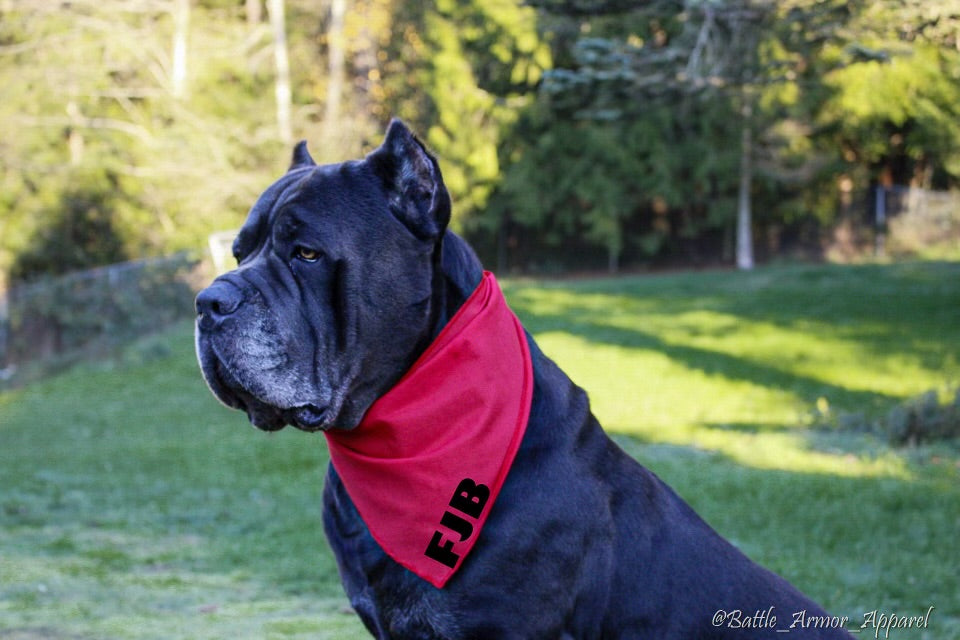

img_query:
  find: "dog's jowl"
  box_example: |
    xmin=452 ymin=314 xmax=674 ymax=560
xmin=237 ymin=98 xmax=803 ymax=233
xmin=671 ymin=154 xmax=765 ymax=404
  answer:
xmin=196 ymin=119 xmax=854 ymax=639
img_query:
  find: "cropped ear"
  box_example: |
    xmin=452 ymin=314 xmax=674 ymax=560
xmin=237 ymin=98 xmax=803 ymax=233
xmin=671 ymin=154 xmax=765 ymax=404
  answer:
xmin=289 ymin=140 xmax=316 ymax=171
xmin=367 ymin=119 xmax=451 ymax=241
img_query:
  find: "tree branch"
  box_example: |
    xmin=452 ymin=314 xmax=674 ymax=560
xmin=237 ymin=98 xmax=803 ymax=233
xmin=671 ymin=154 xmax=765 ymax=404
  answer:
xmin=16 ymin=115 xmax=154 ymax=145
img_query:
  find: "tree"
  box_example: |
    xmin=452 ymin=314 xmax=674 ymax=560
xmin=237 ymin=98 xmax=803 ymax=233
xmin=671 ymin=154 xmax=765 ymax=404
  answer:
xmin=817 ymin=1 xmax=960 ymax=189
xmin=365 ymin=0 xmax=551 ymax=225
xmin=10 ymin=173 xmax=129 ymax=282
xmin=0 ymin=0 xmax=552 ymax=283
xmin=246 ymin=0 xmax=263 ymax=25
xmin=0 ymin=1 xmax=301 ymax=282
xmin=267 ymin=0 xmax=293 ymax=144
xmin=487 ymin=91 xmax=740 ymax=272
xmin=531 ymin=0 xmax=851 ymax=269
xmin=322 ymin=0 xmax=347 ymax=146
xmin=171 ymin=0 xmax=190 ymax=98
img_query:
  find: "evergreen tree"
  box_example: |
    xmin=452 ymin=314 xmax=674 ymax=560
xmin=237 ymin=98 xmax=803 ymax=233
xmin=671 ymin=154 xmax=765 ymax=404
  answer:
xmin=530 ymin=0 xmax=855 ymax=270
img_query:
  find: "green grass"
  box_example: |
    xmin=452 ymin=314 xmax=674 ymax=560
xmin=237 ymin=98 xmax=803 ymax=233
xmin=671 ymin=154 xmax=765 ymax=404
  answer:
xmin=2 ymin=261 xmax=959 ymax=638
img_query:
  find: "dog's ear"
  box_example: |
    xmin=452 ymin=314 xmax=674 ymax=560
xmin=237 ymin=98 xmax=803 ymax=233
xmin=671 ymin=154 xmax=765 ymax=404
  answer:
xmin=367 ymin=119 xmax=451 ymax=241
xmin=289 ymin=140 xmax=316 ymax=171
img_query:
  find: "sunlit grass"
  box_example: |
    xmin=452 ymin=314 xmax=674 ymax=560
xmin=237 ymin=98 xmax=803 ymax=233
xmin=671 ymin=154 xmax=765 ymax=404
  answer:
xmin=504 ymin=261 xmax=960 ymax=478
xmin=1 ymin=261 xmax=958 ymax=638
xmin=529 ymin=332 xmax=912 ymax=477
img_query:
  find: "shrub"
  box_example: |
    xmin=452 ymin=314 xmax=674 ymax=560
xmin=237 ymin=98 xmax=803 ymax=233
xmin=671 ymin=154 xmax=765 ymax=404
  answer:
xmin=813 ymin=388 xmax=960 ymax=446
xmin=2 ymin=253 xmax=200 ymax=382
xmin=885 ymin=389 xmax=960 ymax=446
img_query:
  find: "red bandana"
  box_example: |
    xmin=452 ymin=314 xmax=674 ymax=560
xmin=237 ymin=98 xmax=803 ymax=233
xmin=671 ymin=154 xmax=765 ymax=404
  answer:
xmin=324 ymin=271 xmax=533 ymax=588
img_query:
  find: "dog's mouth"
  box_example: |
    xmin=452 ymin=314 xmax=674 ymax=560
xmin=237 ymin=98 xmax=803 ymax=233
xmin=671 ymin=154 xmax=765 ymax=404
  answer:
xmin=246 ymin=402 xmax=331 ymax=433
xmin=203 ymin=353 xmax=332 ymax=433
xmin=284 ymin=404 xmax=331 ymax=432
xmin=226 ymin=382 xmax=332 ymax=433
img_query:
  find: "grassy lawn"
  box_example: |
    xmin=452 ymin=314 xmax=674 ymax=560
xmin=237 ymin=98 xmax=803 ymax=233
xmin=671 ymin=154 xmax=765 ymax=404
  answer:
xmin=1 ymin=261 xmax=958 ymax=638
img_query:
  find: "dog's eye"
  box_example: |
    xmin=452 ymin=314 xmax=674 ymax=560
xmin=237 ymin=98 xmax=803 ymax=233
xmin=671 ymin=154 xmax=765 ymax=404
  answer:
xmin=295 ymin=246 xmax=320 ymax=262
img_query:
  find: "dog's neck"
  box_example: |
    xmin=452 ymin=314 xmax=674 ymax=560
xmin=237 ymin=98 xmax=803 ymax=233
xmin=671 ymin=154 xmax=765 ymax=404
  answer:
xmin=371 ymin=232 xmax=483 ymax=418
xmin=432 ymin=230 xmax=485 ymax=339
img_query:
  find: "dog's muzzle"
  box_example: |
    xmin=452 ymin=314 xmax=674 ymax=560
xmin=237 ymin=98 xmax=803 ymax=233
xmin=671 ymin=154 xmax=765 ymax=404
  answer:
xmin=196 ymin=279 xmax=244 ymax=331
xmin=196 ymin=280 xmax=329 ymax=432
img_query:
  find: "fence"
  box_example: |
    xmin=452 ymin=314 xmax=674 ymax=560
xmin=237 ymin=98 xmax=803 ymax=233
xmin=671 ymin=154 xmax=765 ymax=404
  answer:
xmin=0 ymin=253 xmax=203 ymax=383
xmin=208 ymin=229 xmax=239 ymax=275
xmin=875 ymin=186 xmax=960 ymax=257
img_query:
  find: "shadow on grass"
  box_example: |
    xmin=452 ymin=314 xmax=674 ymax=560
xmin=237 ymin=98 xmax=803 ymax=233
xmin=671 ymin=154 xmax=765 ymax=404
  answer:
xmin=504 ymin=263 xmax=960 ymax=439
xmin=508 ymin=262 xmax=960 ymax=388
xmin=522 ymin=312 xmax=898 ymax=413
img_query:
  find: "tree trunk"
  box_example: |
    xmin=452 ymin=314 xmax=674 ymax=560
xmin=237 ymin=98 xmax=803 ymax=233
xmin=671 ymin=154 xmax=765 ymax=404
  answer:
xmin=349 ymin=5 xmax=378 ymax=135
xmin=322 ymin=0 xmax=346 ymax=146
xmin=607 ymin=216 xmax=622 ymax=274
xmin=267 ymin=0 xmax=293 ymax=145
xmin=497 ymin=212 xmax=509 ymax=275
xmin=171 ymin=0 xmax=189 ymax=98
xmin=246 ymin=0 xmax=262 ymax=25
xmin=66 ymin=99 xmax=84 ymax=165
xmin=608 ymin=245 xmax=620 ymax=274
xmin=736 ymin=95 xmax=755 ymax=271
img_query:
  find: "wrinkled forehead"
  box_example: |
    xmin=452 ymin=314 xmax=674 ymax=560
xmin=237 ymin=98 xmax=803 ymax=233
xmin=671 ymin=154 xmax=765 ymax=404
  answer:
xmin=233 ymin=162 xmax=375 ymax=257
xmin=233 ymin=167 xmax=310 ymax=256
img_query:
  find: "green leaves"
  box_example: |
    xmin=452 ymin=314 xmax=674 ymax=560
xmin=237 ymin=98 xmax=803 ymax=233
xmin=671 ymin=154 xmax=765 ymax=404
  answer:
xmin=4 ymin=0 xmax=960 ymax=279
xmin=493 ymin=0 xmax=960 ymax=269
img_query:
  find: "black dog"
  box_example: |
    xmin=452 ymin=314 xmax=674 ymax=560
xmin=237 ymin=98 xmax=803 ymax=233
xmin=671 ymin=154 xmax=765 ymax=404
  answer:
xmin=196 ymin=120 xmax=854 ymax=638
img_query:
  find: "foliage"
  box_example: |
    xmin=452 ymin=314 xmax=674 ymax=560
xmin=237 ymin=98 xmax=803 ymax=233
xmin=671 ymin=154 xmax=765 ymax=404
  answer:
xmin=814 ymin=389 xmax=960 ymax=447
xmin=0 ymin=0 xmax=552 ymax=284
xmin=499 ymin=0 xmax=960 ymax=270
xmin=484 ymin=97 xmax=740 ymax=270
xmin=0 ymin=1 xmax=288 ymax=283
xmin=3 ymin=0 xmax=960 ymax=280
xmin=524 ymin=0 xmax=856 ymax=270
xmin=370 ymin=0 xmax=550 ymax=222
xmin=9 ymin=168 xmax=130 ymax=281
xmin=820 ymin=41 xmax=960 ymax=187
xmin=885 ymin=390 xmax=960 ymax=446
xmin=3 ymin=254 xmax=199 ymax=383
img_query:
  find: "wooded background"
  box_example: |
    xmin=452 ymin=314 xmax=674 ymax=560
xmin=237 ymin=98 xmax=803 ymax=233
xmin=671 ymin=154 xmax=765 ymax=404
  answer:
xmin=2 ymin=0 xmax=959 ymax=282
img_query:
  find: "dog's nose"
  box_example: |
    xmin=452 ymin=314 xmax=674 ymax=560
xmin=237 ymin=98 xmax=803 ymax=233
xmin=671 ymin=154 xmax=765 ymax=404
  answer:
xmin=196 ymin=280 xmax=243 ymax=328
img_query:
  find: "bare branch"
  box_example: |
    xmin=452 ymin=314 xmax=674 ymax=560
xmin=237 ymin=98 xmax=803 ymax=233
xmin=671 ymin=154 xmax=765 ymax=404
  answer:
xmin=16 ymin=115 xmax=154 ymax=145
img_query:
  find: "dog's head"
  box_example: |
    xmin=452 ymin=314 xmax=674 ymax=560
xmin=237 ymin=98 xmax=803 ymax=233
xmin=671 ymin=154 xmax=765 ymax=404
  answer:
xmin=195 ymin=120 xmax=455 ymax=432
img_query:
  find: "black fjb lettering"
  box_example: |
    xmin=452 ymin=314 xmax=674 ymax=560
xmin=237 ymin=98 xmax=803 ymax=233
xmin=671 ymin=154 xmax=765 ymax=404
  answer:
xmin=424 ymin=478 xmax=490 ymax=569
xmin=449 ymin=478 xmax=490 ymax=519
xmin=440 ymin=510 xmax=474 ymax=541
xmin=424 ymin=531 xmax=459 ymax=568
